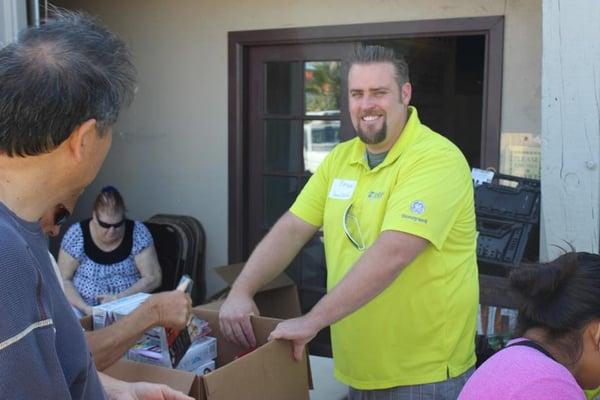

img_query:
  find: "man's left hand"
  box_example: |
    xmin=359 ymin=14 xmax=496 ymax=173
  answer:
xmin=107 ymin=381 xmax=193 ymax=400
xmin=268 ymin=315 xmax=321 ymax=361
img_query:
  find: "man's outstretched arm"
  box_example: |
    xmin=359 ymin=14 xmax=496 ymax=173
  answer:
xmin=270 ymin=230 xmax=428 ymax=360
xmin=86 ymin=291 xmax=191 ymax=371
xmin=219 ymin=212 xmax=318 ymax=348
xmin=99 ymin=371 xmax=193 ymax=400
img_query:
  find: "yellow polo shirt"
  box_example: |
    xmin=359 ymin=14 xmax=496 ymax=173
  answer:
xmin=290 ymin=107 xmax=478 ymax=389
xmin=586 ymin=388 xmax=600 ymax=400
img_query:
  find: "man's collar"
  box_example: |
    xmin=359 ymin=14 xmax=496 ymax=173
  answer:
xmin=349 ymin=106 xmax=421 ymax=169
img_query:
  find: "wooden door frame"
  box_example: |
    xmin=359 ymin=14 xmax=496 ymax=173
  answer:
xmin=228 ymin=16 xmax=504 ymax=262
xmin=247 ymin=43 xmax=354 ymax=252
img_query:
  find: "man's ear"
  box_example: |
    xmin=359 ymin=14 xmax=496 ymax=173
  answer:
xmin=66 ymin=119 xmax=97 ymax=162
xmin=400 ymin=82 xmax=412 ymax=106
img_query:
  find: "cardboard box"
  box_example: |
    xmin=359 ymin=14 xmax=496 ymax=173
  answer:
xmin=207 ymin=263 xmax=302 ymax=319
xmin=103 ymin=307 xmax=310 ymax=400
xmin=206 ymin=262 xmax=313 ymax=389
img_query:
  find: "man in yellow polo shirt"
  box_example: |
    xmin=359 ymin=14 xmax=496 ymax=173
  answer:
xmin=219 ymin=45 xmax=478 ymax=399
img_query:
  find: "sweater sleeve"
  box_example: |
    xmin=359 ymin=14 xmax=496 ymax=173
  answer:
xmin=0 ymin=227 xmax=72 ymax=399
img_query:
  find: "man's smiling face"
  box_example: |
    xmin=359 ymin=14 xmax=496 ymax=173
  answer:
xmin=348 ymin=62 xmax=411 ymax=153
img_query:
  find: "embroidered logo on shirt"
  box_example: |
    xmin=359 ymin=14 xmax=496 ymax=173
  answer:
xmin=367 ymin=191 xmax=384 ymax=200
xmin=410 ymin=200 xmax=425 ymax=215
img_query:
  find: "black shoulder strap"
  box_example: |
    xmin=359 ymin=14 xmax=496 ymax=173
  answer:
xmin=505 ymin=340 xmax=557 ymax=362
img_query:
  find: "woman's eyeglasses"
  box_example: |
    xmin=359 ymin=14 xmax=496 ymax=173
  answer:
xmin=342 ymin=203 xmax=366 ymax=251
xmin=95 ymin=213 xmax=125 ymax=229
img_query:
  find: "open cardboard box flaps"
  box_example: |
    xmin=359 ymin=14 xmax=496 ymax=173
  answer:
xmin=206 ymin=262 xmax=302 ymax=320
xmin=101 ymin=306 xmax=310 ymax=400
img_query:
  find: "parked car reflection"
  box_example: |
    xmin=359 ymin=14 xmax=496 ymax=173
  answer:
xmin=303 ymin=117 xmax=340 ymax=173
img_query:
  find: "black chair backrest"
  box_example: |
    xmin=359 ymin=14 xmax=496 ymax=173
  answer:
xmin=144 ymin=222 xmax=184 ymax=293
xmin=149 ymin=215 xmax=207 ymax=305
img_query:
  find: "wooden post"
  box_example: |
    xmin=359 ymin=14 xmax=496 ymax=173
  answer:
xmin=541 ymin=0 xmax=600 ymax=260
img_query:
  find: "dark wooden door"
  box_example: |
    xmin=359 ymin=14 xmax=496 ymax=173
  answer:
xmin=247 ymin=43 xmax=354 ymax=249
xmin=247 ymin=43 xmax=354 ymax=355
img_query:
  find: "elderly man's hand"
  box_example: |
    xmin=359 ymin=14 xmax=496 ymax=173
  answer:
xmin=219 ymin=291 xmax=259 ymax=348
xmin=106 ymin=381 xmax=193 ymax=400
xmin=144 ymin=291 xmax=192 ymax=330
xmin=268 ymin=315 xmax=321 ymax=361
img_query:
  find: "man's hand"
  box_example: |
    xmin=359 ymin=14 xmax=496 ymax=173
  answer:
xmin=82 ymin=304 xmax=93 ymax=316
xmin=143 ymin=291 xmax=192 ymax=330
xmin=97 ymin=294 xmax=118 ymax=304
xmin=100 ymin=372 xmax=193 ymax=400
xmin=268 ymin=315 xmax=321 ymax=361
xmin=219 ymin=291 xmax=259 ymax=348
xmin=106 ymin=381 xmax=193 ymax=400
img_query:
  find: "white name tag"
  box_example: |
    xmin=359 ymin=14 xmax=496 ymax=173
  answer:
xmin=328 ymin=179 xmax=357 ymax=200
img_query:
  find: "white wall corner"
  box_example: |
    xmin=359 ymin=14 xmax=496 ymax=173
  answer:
xmin=540 ymin=0 xmax=600 ymax=260
xmin=0 ymin=0 xmax=27 ymax=46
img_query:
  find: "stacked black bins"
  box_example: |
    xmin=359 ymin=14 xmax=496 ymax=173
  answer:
xmin=475 ymin=173 xmax=541 ymax=276
xmin=144 ymin=215 xmax=206 ymax=305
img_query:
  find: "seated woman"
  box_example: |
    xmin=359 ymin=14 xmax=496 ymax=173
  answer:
xmin=58 ymin=186 xmax=161 ymax=315
xmin=459 ymin=252 xmax=600 ymax=400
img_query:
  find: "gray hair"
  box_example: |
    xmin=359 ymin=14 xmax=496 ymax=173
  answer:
xmin=0 ymin=9 xmax=137 ymax=156
xmin=346 ymin=45 xmax=410 ymax=90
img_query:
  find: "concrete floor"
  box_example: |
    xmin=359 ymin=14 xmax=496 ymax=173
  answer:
xmin=309 ymin=356 xmax=348 ymax=400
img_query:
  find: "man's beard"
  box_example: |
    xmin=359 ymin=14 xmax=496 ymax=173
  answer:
xmin=355 ymin=120 xmax=387 ymax=145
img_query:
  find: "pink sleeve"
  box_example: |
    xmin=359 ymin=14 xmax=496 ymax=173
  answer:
xmin=512 ymin=378 xmax=585 ymax=400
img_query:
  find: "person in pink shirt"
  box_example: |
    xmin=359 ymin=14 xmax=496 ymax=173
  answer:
xmin=459 ymin=252 xmax=600 ymax=400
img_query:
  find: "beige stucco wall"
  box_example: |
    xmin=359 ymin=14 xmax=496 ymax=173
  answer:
xmin=54 ymin=0 xmax=541 ymax=296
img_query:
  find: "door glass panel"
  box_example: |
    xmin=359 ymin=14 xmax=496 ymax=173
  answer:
xmin=265 ymin=62 xmax=301 ymax=115
xmin=304 ymin=61 xmax=341 ymax=116
xmin=303 ymin=119 xmax=340 ymax=173
xmin=263 ymin=176 xmax=298 ymax=226
xmin=264 ymin=120 xmax=302 ymax=172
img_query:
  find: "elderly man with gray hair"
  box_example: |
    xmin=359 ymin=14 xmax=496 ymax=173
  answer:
xmin=0 ymin=10 xmax=191 ymax=400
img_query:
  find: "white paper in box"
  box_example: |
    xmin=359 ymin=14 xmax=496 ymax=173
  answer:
xmin=92 ymin=293 xmax=172 ymax=367
xmin=176 ymin=336 xmax=217 ymax=373
xmin=191 ymin=359 xmax=215 ymax=376
xmin=92 ymin=292 xmax=150 ymax=329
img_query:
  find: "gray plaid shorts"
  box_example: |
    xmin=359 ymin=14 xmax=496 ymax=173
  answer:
xmin=348 ymin=368 xmax=474 ymax=400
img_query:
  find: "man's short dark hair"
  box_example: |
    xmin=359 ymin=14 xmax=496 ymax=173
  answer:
xmin=0 ymin=9 xmax=136 ymax=156
xmin=346 ymin=45 xmax=410 ymax=90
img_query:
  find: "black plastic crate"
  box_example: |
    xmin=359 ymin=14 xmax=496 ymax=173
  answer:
xmin=477 ymin=217 xmax=533 ymax=269
xmin=475 ymin=173 xmax=540 ymax=224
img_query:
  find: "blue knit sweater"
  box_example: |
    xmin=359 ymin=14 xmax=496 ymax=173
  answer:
xmin=0 ymin=202 xmax=105 ymax=399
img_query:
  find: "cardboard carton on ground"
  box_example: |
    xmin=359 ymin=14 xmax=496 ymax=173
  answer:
xmin=103 ymin=306 xmax=310 ymax=400
xmin=205 ymin=263 xmax=302 ymax=319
